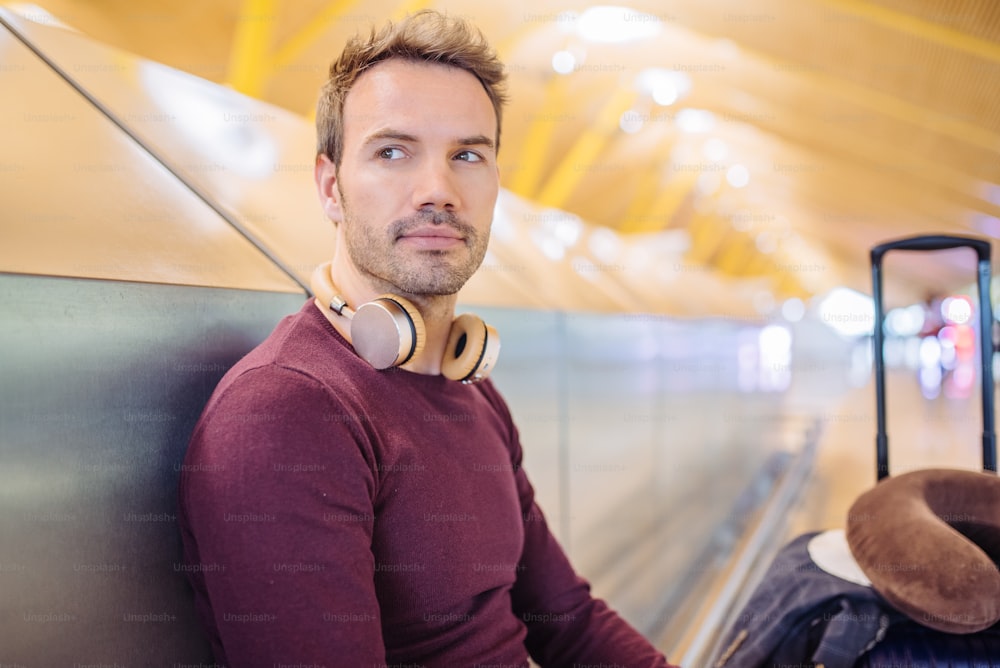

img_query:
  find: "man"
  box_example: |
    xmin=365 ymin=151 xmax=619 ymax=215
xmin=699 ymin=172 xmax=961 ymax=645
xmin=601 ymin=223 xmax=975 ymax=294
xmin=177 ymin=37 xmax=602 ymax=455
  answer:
xmin=179 ymin=10 xmax=676 ymax=667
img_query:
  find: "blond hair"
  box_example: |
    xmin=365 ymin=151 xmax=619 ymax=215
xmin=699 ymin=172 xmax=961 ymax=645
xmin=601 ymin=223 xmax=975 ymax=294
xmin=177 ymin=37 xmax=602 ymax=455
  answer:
xmin=316 ymin=10 xmax=508 ymax=165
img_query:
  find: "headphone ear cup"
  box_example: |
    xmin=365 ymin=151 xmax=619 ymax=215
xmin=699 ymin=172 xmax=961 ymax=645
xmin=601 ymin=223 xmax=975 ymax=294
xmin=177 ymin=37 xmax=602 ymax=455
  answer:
xmin=442 ymin=313 xmax=500 ymax=383
xmin=351 ymin=295 xmax=426 ymax=369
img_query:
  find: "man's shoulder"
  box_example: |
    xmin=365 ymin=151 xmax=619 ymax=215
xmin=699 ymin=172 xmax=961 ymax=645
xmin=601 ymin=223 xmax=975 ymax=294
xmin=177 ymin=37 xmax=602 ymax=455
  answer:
xmin=189 ymin=303 xmax=376 ymax=451
xmin=226 ymin=300 xmax=356 ymax=384
xmin=471 ymin=377 xmax=514 ymax=422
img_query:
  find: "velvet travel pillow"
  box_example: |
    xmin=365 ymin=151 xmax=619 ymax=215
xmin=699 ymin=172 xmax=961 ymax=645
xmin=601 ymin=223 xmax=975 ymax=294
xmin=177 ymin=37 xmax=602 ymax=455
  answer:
xmin=845 ymin=468 xmax=1000 ymax=634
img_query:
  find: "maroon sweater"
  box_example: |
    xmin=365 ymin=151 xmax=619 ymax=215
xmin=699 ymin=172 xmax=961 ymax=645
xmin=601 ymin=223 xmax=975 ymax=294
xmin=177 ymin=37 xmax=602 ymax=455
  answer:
xmin=179 ymin=301 xmax=674 ymax=667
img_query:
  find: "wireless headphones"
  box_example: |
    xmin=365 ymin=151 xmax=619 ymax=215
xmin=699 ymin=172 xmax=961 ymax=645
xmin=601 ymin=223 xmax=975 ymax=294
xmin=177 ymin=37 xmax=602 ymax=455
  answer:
xmin=310 ymin=262 xmax=500 ymax=384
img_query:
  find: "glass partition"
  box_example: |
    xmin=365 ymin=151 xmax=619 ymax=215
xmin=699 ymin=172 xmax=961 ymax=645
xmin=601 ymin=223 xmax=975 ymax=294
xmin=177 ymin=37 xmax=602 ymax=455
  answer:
xmin=471 ymin=305 xmax=853 ymax=640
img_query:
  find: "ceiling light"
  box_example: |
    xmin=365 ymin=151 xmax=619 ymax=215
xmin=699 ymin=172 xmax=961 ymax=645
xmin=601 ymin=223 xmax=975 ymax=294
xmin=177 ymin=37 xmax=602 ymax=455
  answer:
xmin=727 ymin=164 xmax=750 ymax=188
xmin=588 ymin=227 xmax=622 ymax=263
xmin=549 ymin=213 xmax=583 ymax=246
xmin=635 ymin=68 xmax=691 ymax=106
xmin=531 ymin=229 xmax=566 ymax=261
xmin=817 ymin=287 xmax=874 ymax=337
xmin=619 ymin=110 xmax=644 ymax=133
xmin=653 ymin=87 xmax=676 ymax=106
xmin=526 ymin=210 xmax=582 ymax=262
xmin=781 ymin=298 xmax=806 ymax=322
xmin=703 ymin=138 xmax=728 ymax=161
xmin=885 ymin=304 xmax=925 ymax=337
xmin=941 ymin=295 xmax=972 ymax=325
xmin=577 ymin=6 xmax=663 ymax=44
xmin=551 ymin=50 xmax=577 ymax=74
xmin=676 ymin=108 xmax=715 ymax=133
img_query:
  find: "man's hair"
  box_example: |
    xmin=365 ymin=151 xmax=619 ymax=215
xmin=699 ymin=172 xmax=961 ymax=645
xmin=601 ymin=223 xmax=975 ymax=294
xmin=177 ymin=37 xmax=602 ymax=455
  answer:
xmin=316 ymin=10 xmax=508 ymax=165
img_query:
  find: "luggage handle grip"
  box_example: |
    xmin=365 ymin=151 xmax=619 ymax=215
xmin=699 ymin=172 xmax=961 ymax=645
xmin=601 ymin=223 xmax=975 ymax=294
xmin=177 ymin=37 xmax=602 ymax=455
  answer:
xmin=871 ymin=234 xmax=991 ymax=266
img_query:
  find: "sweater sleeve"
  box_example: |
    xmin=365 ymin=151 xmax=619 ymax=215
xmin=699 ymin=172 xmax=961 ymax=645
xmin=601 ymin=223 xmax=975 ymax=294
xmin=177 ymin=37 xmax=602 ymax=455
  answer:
xmin=478 ymin=386 xmax=678 ymax=667
xmin=178 ymin=364 xmax=385 ymax=667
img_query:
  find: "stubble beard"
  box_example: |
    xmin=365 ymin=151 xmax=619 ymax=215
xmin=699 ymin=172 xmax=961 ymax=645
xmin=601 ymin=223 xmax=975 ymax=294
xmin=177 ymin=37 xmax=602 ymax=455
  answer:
xmin=340 ymin=194 xmax=489 ymax=297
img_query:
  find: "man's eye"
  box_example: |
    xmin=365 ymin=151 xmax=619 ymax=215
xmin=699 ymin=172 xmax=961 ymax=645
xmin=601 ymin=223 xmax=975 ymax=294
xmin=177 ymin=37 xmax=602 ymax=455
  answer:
xmin=455 ymin=150 xmax=484 ymax=163
xmin=378 ymin=147 xmax=406 ymax=160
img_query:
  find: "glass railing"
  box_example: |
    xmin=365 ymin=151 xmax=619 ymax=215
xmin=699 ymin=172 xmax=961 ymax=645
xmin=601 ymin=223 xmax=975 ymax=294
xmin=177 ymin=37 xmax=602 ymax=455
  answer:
xmin=467 ymin=306 xmax=854 ymax=649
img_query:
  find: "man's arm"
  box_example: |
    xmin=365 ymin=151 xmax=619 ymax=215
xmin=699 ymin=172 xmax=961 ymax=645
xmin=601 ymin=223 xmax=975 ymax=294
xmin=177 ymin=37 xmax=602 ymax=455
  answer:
xmin=178 ymin=364 xmax=386 ymax=666
xmin=511 ymin=487 xmax=675 ymax=667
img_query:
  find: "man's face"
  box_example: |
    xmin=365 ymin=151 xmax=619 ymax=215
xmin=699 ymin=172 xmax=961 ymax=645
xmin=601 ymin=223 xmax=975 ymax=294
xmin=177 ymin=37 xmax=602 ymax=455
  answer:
xmin=331 ymin=58 xmax=500 ymax=297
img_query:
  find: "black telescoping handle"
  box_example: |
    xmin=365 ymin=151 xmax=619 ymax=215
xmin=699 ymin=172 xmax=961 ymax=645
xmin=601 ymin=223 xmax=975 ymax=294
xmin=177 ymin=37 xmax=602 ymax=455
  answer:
xmin=870 ymin=234 xmax=996 ymax=479
xmin=871 ymin=234 xmax=992 ymax=262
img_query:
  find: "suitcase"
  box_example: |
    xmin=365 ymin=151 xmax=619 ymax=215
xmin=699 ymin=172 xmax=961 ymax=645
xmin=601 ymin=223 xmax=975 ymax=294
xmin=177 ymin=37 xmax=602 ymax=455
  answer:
xmin=854 ymin=234 xmax=1000 ymax=667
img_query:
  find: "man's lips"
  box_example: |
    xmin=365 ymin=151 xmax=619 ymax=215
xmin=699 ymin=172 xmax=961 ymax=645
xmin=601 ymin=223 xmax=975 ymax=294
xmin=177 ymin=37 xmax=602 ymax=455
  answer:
xmin=397 ymin=226 xmax=466 ymax=249
xmin=399 ymin=226 xmax=464 ymax=240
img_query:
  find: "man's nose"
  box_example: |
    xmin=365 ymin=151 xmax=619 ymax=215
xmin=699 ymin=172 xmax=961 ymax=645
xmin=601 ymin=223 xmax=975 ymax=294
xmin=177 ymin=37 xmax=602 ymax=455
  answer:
xmin=411 ymin=159 xmax=461 ymax=212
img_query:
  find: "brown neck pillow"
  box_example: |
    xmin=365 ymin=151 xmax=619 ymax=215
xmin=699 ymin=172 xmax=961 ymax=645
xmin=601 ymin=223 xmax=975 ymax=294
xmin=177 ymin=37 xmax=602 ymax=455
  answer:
xmin=845 ymin=468 xmax=1000 ymax=634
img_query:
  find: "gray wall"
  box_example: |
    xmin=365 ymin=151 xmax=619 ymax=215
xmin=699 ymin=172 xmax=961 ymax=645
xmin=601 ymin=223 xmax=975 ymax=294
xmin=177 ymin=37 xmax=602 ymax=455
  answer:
xmin=1 ymin=274 xmax=305 ymax=664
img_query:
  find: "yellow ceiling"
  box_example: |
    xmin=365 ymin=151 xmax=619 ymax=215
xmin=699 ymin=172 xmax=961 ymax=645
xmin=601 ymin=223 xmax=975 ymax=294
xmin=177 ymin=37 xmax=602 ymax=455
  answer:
xmin=26 ymin=0 xmax=1000 ymax=308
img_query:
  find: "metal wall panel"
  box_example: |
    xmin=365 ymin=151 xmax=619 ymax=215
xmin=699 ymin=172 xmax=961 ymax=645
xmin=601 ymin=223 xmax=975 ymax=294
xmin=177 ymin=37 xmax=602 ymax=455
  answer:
xmin=0 ymin=274 xmax=306 ymax=664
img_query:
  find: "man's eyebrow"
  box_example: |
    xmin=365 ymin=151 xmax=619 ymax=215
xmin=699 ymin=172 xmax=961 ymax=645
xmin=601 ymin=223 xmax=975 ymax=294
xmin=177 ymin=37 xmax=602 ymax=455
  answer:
xmin=362 ymin=129 xmax=495 ymax=150
xmin=363 ymin=130 xmax=419 ymax=146
xmin=457 ymin=134 xmax=495 ymax=150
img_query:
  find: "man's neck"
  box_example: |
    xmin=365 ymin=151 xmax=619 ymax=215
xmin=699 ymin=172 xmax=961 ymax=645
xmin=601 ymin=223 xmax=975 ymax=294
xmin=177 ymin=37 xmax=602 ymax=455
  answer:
xmin=402 ymin=293 xmax=458 ymax=375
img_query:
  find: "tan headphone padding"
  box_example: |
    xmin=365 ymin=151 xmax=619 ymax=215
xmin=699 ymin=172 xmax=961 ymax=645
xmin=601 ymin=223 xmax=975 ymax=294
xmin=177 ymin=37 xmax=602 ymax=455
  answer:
xmin=442 ymin=313 xmax=491 ymax=382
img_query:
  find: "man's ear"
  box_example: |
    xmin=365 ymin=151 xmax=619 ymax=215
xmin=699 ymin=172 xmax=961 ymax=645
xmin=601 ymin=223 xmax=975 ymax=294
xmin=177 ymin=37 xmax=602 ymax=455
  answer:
xmin=314 ymin=154 xmax=343 ymax=224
